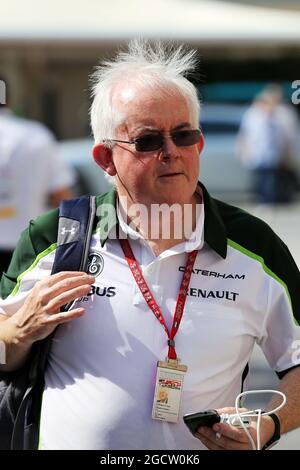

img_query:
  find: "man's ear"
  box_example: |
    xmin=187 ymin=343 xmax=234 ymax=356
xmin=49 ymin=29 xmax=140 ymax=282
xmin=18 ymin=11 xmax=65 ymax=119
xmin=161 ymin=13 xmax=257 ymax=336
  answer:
xmin=92 ymin=144 xmax=117 ymax=176
xmin=197 ymin=132 xmax=205 ymax=154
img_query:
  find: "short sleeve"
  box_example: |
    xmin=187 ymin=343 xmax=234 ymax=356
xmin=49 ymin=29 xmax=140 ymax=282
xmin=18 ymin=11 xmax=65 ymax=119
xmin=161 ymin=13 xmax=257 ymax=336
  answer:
xmin=257 ymin=278 xmax=300 ymax=378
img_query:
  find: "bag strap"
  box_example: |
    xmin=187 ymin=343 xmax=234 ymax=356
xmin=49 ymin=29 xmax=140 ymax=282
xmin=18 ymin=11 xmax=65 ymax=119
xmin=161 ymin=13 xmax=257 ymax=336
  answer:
xmin=12 ymin=195 xmax=96 ymax=450
xmin=38 ymin=195 xmax=97 ymax=370
xmin=52 ymin=195 xmax=97 ymax=275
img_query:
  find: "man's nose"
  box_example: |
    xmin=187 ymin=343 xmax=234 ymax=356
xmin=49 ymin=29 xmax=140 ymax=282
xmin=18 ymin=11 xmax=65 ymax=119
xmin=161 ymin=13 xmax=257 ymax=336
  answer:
xmin=157 ymin=135 xmax=178 ymax=161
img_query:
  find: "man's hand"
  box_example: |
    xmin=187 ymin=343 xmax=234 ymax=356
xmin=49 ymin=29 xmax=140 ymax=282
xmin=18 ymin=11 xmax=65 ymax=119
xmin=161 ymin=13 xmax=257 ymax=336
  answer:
xmin=8 ymin=271 xmax=95 ymax=345
xmin=195 ymin=407 xmax=275 ymax=450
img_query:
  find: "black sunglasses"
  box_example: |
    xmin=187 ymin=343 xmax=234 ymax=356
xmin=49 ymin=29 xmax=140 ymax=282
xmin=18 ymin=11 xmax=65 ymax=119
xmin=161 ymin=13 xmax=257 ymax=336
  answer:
xmin=103 ymin=129 xmax=201 ymax=153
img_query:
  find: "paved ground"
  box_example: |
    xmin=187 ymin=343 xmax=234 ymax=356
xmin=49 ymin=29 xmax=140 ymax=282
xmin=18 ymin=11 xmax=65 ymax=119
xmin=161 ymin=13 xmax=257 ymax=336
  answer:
xmin=232 ymin=201 xmax=300 ymax=450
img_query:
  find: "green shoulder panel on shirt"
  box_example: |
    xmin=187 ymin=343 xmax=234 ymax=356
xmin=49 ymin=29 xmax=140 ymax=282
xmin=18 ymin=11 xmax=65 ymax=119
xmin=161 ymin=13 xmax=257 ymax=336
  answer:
xmin=214 ymin=198 xmax=300 ymax=325
xmin=0 ymin=189 xmax=117 ymax=300
xmin=0 ymin=208 xmax=59 ymax=299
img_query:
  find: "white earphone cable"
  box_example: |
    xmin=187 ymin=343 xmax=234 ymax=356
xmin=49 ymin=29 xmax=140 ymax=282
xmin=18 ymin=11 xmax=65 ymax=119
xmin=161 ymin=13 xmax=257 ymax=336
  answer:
xmin=219 ymin=390 xmax=286 ymax=450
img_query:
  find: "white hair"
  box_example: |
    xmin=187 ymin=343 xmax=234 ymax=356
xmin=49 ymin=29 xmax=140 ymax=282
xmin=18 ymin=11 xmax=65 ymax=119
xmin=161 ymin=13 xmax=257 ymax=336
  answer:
xmin=90 ymin=39 xmax=200 ymax=145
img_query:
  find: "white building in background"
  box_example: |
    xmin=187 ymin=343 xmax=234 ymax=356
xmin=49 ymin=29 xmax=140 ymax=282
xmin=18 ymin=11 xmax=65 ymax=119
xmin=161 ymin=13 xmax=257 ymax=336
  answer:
xmin=0 ymin=0 xmax=300 ymax=138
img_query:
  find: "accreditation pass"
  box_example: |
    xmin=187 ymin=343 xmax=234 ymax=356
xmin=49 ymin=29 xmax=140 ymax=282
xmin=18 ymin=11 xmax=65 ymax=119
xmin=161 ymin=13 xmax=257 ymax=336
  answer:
xmin=152 ymin=360 xmax=188 ymax=423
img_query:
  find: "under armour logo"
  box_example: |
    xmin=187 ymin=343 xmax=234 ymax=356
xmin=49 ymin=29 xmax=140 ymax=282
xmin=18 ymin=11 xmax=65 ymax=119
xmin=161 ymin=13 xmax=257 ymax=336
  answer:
xmin=61 ymin=227 xmax=77 ymax=235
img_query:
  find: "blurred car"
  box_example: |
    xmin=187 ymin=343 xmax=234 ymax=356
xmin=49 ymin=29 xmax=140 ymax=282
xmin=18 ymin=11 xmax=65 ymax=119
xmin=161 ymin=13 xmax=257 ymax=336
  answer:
xmin=58 ymin=104 xmax=300 ymax=201
xmin=58 ymin=138 xmax=113 ymax=197
xmin=199 ymin=104 xmax=251 ymax=199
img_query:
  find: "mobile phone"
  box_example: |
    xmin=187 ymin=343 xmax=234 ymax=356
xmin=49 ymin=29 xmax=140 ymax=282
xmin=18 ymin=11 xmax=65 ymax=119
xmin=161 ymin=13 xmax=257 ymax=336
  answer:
xmin=183 ymin=410 xmax=252 ymax=435
xmin=183 ymin=409 xmax=221 ymax=435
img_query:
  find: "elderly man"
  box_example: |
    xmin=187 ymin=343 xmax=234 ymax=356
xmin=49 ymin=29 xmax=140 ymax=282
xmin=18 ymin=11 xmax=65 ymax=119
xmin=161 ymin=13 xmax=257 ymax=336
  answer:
xmin=0 ymin=40 xmax=300 ymax=451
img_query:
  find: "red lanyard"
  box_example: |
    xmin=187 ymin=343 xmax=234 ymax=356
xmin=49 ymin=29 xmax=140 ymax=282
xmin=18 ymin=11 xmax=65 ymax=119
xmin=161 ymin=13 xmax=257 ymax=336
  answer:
xmin=119 ymin=239 xmax=198 ymax=360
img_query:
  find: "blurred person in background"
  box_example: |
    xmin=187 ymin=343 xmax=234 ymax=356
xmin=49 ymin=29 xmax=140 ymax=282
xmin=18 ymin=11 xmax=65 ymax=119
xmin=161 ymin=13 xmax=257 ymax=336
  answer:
xmin=236 ymin=84 xmax=299 ymax=204
xmin=0 ymin=77 xmax=75 ymax=278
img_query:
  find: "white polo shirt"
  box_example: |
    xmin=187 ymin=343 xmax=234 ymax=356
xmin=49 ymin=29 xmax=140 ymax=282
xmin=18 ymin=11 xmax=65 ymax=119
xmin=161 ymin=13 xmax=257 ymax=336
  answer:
xmin=0 ymin=110 xmax=74 ymax=249
xmin=38 ymin=194 xmax=207 ymax=450
xmin=1 ymin=183 xmax=299 ymax=449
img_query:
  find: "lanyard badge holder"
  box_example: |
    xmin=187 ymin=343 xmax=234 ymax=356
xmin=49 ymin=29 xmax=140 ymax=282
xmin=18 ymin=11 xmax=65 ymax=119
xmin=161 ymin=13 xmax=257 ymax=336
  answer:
xmin=120 ymin=238 xmax=197 ymax=424
xmin=152 ymin=355 xmax=188 ymax=423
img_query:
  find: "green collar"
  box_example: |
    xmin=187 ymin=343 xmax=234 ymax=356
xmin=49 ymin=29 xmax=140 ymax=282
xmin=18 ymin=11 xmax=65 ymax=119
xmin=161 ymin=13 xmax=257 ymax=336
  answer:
xmin=95 ymin=182 xmax=227 ymax=259
xmin=200 ymin=183 xmax=227 ymax=259
xmin=95 ymin=187 xmax=118 ymax=246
